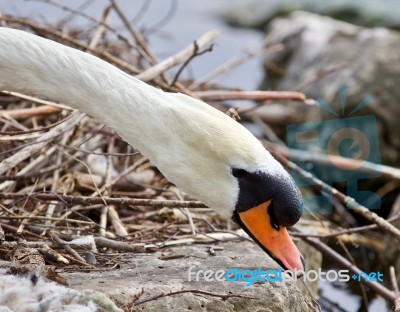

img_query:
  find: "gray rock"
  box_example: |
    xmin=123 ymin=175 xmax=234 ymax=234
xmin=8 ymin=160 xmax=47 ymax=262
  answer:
xmin=262 ymin=11 xmax=400 ymax=168
xmin=67 ymin=241 xmax=318 ymax=311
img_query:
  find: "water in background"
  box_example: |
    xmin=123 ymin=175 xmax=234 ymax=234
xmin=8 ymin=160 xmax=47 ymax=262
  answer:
xmin=0 ymin=0 xmax=264 ymax=90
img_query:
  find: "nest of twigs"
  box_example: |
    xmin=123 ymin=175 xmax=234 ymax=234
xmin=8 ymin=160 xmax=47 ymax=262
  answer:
xmin=1 ymin=4 xmax=400 ymax=311
xmin=0 ymin=16 xmax=241 ymax=279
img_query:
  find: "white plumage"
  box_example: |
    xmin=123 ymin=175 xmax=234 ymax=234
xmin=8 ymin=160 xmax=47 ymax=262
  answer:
xmin=0 ymin=269 xmax=121 ymax=312
xmin=0 ymin=27 xmax=284 ymax=217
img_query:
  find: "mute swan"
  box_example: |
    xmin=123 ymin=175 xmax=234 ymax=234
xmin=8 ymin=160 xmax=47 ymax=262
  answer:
xmin=0 ymin=28 xmax=304 ymax=271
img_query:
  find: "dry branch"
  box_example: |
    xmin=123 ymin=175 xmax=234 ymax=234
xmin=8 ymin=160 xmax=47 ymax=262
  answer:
xmin=187 ymin=43 xmax=284 ymax=91
xmin=272 ymin=152 xmax=400 ymax=242
xmin=396 ymin=298 xmax=400 ymax=312
xmin=0 ymin=111 xmax=84 ymax=175
xmin=132 ymin=289 xmax=256 ymax=307
xmin=293 ymin=226 xmax=397 ymax=303
xmin=28 ymin=0 xmax=135 ymax=49
xmin=47 ymin=230 xmax=90 ymax=266
xmin=110 ymin=0 xmax=158 ymax=65
xmin=291 ymin=212 xmax=400 ymax=238
xmin=1 ymin=91 xmax=73 ymax=110
xmin=390 ymin=266 xmax=400 ymax=297
xmin=0 ymin=192 xmax=207 ymax=209
xmin=194 ymin=90 xmax=309 ymax=103
xmin=0 ymin=15 xmax=141 ymax=74
xmin=1 ymin=106 xmax=61 ymax=120
xmin=269 ymin=142 xmax=400 ymax=182
xmin=136 ymin=30 xmax=219 ymax=82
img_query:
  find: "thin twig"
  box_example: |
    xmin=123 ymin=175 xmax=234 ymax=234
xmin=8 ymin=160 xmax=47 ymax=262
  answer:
xmin=136 ymin=30 xmax=219 ymax=82
xmin=391 ymin=266 xmax=400 ymax=297
xmin=27 ymin=0 xmax=135 ymax=49
xmin=132 ymin=289 xmax=256 ymax=307
xmin=1 ymin=90 xmax=72 ymax=110
xmin=0 ymin=105 xmax=61 ymax=120
xmin=0 ymin=192 xmax=207 ymax=208
xmin=0 ymin=15 xmax=141 ymax=74
xmin=94 ymin=236 xmax=146 ymax=252
xmin=0 ymin=215 xmax=94 ymax=225
xmin=291 ymin=213 xmax=400 ymax=238
xmin=170 ymin=41 xmax=215 ymax=87
xmin=273 ymin=152 xmax=400 ymax=242
xmin=110 ymin=0 xmax=156 ymax=65
xmin=188 ymin=44 xmax=284 ymax=91
xmin=47 ymin=230 xmax=92 ymax=266
xmin=0 ymin=113 xmax=73 ymax=135
xmin=194 ymin=90 xmax=309 ymax=103
xmin=267 ymin=142 xmax=400 ymax=183
xmin=0 ymin=111 xmax=84 ymax=175
xmin=395 ymin=298 xmax=400 ymax=312
xmin=292 ymin=226 xmax=397 ymax=303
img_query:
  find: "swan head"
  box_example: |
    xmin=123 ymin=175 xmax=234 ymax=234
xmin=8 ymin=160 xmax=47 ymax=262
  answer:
xmin=229 ymin=166 xmax=304 ymax=272
xmin=149 ymin=93 xmax=305 ymax=272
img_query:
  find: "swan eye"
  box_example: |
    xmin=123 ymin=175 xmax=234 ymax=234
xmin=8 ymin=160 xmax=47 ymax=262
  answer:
xmin=267 ymin=201 xmax=280 ymax=230
xmin=231 ymin=168 xmax=249 ymax=178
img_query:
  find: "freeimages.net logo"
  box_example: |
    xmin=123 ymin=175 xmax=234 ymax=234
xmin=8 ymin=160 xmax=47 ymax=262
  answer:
xmin=286 ymin=85 xmax=381 ymax=214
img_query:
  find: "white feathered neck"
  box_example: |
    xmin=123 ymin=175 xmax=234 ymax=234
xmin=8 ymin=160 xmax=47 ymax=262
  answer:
xmin=0 ymin=28 xmax=284 ymax=216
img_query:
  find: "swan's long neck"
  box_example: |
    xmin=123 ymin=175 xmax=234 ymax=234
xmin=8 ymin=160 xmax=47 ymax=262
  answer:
xmin=0 ymin=28 xmax=167 ymax=154
xmin=0 ymin=28 xmax=276 ymax=214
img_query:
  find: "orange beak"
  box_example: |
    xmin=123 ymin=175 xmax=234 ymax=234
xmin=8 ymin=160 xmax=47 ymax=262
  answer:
xmin=236 ymin=200 xmax=304 ymax=271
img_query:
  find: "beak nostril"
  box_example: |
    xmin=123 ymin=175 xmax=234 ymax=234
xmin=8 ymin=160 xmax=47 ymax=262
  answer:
xmin=296 ymin=270 xmax=304 ymax=278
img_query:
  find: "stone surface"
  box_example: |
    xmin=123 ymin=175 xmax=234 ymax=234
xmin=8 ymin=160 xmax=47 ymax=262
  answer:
xmin=261 ymin=11 xmax=400 ymax=169
xmin=66 ymin=240 xmax=319 ymax=311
